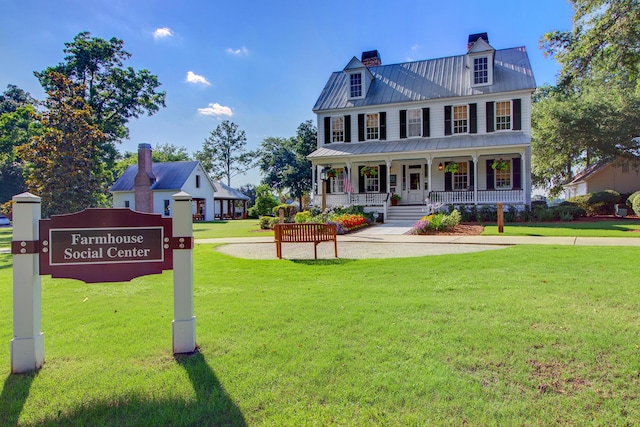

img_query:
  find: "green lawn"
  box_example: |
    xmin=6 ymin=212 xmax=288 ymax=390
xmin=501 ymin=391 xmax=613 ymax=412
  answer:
xmin=482 ymin=218 xmax=640 ymax=237
xmin=2 ymin=245 xmax=639 ymax=425
xmin=0 ymin=228 xmax=10 ymax=248
xmin=193 ymin=219 xmax=272 ymax=238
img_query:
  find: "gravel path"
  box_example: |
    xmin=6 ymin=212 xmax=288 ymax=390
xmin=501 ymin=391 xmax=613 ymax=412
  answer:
xmin=214 ymin=241 xmax=507 ymax=260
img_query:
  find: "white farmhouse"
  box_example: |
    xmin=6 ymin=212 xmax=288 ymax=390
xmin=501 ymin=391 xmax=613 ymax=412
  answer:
xmin=309 ymin=33 xmax=536 ymax=220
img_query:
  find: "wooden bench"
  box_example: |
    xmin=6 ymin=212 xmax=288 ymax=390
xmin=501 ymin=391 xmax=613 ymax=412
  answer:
xmin=274 ymin=223 xmax=338 ymax=259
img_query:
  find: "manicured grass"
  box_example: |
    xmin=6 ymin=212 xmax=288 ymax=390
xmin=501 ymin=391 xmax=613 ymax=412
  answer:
xmin=192 ymin=219 xmax=272 ymax=239
xmin=483 ymin=219 xmax=640 ymax=237
xmin=0 ymin=227 xmax=11 ymax=248
xmin=2 ymin=245 xmax=640 ymax=425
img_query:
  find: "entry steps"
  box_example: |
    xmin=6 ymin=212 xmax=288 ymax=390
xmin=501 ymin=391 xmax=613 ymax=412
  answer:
xmin=385 ymin=205 xmax=427 ymax=222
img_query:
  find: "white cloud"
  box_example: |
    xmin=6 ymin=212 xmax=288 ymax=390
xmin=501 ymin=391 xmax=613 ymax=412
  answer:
xmin=186 ymin=71 xmax=211 ymax=86
xmin=153 ymin=27 xmax=173 ymax=39
xmin=226 ymin=46 xmax=249 ymax=56
xmin=197 ymin=103 xmax=233 ymax=117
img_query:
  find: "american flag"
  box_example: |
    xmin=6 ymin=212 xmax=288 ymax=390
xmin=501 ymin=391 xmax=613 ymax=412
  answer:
xmin=343 ymin=177 xmax=354 ymax=193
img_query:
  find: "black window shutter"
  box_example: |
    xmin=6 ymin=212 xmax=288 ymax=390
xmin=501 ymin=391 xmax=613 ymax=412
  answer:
xmin=358 ymin=166 xmax=365 ymax=191
xmin=422 ymin=107 xmax=430 ymax=137
xmin=379 ymin=112 xmax=386 ymax=140
xmin=513 ymin=98 xmax=521 ymax=130
xmin=512 ymin=157 xmax=522 ymax=189
xmin=344 ymin=115 xmax=351 ymax=142
xmin=379 ymin=165 xmax=387 ymax=192
xmin=444 ymin=106 xmax=452 ymax=136
xmin=358 ymin=114 xmax=365 ymax=141
xmin=486 ymin=102 xmax=495 ymax=133
xmin=469 ymin=103 xmax=477 ymax=134
xmin=324 ymin=117 xmax=331 ymax=144
xmin=444 ymin=162 xmax=452 ymax=191
xmin=399 ymin=110 xmax=407 ymax=139
xmin=486 ymin=160 xmax=495 ymax=190
xmin=469 ymin=160 xmax=474 ymax=188
xmin=325 ymin=177 xmax=332 ymax=193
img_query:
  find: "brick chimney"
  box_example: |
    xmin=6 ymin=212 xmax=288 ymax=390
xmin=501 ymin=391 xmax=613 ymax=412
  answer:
xmin=361 ymin=50 xmax=381 ymax=67
xmin=134 ymin=143 xmax=155 ymax=213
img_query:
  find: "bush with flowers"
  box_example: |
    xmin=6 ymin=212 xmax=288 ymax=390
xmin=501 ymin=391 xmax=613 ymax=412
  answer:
xmin=410 ymin=209 xmax=461 ymax=234
xmin=291 ymin=205 xmax=372 ymax=234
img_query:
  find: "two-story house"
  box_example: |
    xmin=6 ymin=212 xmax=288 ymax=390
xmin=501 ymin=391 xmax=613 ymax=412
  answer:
xmin=309 ymin=33 xmax=536 ymax=220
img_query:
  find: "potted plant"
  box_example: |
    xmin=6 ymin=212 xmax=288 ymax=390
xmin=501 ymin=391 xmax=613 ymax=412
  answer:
xmin=491 ymin=158 xmax=509 ymax=171
xmin=360 ymin=166 xmax=378 ymax=177
xmin=325 ymin=168 xmax=337 ymax=178
xmin=390 ymin=193 xmax=401 ymax=206
xmin=443 ymin=162 xmax=459 ymax=173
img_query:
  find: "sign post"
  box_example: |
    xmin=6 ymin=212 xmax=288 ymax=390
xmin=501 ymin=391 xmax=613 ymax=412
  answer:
xmin=171 ymin=192 xmax=196 ymax=353
xmin=11 ymin=192 xmax=45 ymax=373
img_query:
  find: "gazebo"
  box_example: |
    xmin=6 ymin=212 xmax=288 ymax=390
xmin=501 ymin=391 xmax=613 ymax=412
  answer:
xmin=214 ymin=181 xmax=250 ymax=219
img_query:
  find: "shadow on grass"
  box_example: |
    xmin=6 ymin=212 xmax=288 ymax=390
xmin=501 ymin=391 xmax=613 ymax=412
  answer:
xmin=2 ymin=351 xmax=246 ymax=426
xmin=291 ymin=258 xmax=356 ymax=266
xmin=0 ymin=370 xmax=39 ymax=426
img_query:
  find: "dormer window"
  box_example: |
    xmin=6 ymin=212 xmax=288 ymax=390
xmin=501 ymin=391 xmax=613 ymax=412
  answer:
xmin=473 ymin=57 xmax=489 ymax=85
xmin=350 ymin=73 xmax=363 ymax=98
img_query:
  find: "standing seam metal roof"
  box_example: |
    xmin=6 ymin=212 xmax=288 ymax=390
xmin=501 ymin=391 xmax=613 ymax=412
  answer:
xmin=110 ymin=161 xmax=201 ymax=192
xmin=313 ymin=47 xmax=536 ymax=112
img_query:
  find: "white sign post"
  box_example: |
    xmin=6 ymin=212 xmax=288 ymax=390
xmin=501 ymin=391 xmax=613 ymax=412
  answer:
xmin=11 ymin=192 xmax=45 ymax=373
xmin=171 ymin=191 xmax=196 ymax=353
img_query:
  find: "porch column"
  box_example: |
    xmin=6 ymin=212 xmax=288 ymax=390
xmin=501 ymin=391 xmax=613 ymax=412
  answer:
xmin=521 ymin=150 xmax=527 ymax=205
xmin=426 ymin=156 xmax=432 ymax=194
xmin=472 ymin=154 xmax=478 ymax=205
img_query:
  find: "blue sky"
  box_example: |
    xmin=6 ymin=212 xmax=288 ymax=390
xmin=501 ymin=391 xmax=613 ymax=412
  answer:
xmin=1 ymin=0 xmax=574 ymax=187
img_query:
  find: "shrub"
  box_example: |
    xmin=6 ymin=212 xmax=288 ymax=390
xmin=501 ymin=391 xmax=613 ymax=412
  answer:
xmin=504 ymin=205 xmax=518 ymax=222
xmin=331 ymin=213 xmax=368 ymax=232
xmin=258 ymin=216 xmax=279 ymax=230
xmin=566 ymin=191 xmax=621 ymax=216
xmin=533 ymin=205 xmax=554 ymax=222
xmin=626 ymin=191 xmax=640 ymax=216
xmin=443 ymin=209 xmax=461 ymax=229
xmin=271 ymin=203 xmax=298 ymax=222
xmin=550 ymin=205 xmax=586 ymax=220
xmin=294 ymin=211 xmax=312 ymax=223
xmin=410 ymin=210 xmax=460 ymax=234
xmin=478 ymin=205 xmax=497 ymax=222
xmin=520 ymin=205 xmax=532 ymax=222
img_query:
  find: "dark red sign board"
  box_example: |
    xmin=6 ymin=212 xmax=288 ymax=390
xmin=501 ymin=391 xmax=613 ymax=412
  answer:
xmin=39 ymin=208 xmax=179 ymax=283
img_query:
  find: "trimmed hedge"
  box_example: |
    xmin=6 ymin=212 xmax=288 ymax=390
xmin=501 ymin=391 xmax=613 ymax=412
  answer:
xmin=626 ymin=191 xmax=640 ymax=217
xmin=566 ymin=190 xmax=621 ymax=216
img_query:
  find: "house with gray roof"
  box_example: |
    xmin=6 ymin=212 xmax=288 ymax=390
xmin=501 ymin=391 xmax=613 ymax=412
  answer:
xmin=563 ymin=158 xmax=640 ymax=199
xmin=309 ymin=33 xmax=536 ymax=219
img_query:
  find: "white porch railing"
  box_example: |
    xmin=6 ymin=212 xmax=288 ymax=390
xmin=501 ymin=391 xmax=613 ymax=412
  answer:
xmin=325 ymin=193 xmax=390 ymax=207
xmin=429 ymin=190 xmax=524 ymax=205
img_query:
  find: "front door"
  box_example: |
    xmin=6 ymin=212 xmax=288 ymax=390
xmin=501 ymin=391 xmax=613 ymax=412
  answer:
xmin=407 ymin=165 xmax=424 ymax=204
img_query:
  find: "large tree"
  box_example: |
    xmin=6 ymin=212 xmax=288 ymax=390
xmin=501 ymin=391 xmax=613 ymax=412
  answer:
xmin=258 ymin=120 xmax=317 ymax=203
xmin=533 ymin=0 xmax=640 ymax=194
xmin=17 ymin=73 xmax=110 ymax=216
xmin=195 ymin=120 xmax=255 ymax=186
xmin=35 ymin=32 xmax=166 ymax=167
xmin=113 ymin=143 xmax=191 ymax=179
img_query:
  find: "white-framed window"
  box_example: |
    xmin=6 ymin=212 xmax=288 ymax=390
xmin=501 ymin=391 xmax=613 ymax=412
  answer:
xmin=364 ymin=167 xmax=379 ymax=192
xmin=366 ymin=113 xmax=379 ymax=140
xmin=350 ymin=73 xmax=362 ymax=98
xmin=495 ymin=160 xmax=512 ymax=189
xmin=453 ymin=106 xmax=468 ymax=134
xmin=124 ymin=200 xmax=130 ymax=208
xmin=495 ymin=101 xmax=511 ymax=131
xmin=331 ymin=116 xmax=344 ymax=142
xmin=330 ymin=168 xmax=345 ymax=193
xmin=453 ymin=162 xmax=468 ymax=190
xmin=408 ymin=109 xmax=422 ymax=137
xmin=473 ymin=57 xmax=488 ymax=85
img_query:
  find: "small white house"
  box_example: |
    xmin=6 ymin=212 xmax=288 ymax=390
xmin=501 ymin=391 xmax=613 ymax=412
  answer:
xmin=110 ymin=143 xmax=217 ymax=221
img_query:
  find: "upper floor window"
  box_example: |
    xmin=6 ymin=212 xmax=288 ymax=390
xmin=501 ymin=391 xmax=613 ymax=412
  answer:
xmin=195 ymin=174 xmax=201 ymax=188
xmin=453 ymin=106 xmax=468 ymax=134
xmin=408 ymin=109 xmax=422 ymax=137
xmin=366 ymin=113 xmax=379 ymax=140
xmin=331 ymin=117 xmax=344 ymax=142
xmin=495 ymin=160 xmax=511 ymax=189
xmin=473 ymin=57 xmax=488 ymax=85
xmin=495 ymin=101 xmax=511 ymax=131
xmin=350 ymin=73 xmax=362 ymax=98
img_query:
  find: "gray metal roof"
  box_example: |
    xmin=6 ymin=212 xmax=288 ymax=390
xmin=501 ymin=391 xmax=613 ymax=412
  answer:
xmin=110 ymin=161 xmax=200 ymax=192
xmin=308 ymin=132 xmax=530 ymax=160
xmin=213 ymin=180 xmax=250 ymax=201
xmin=313 ymin=47 xmax=536 ymax=112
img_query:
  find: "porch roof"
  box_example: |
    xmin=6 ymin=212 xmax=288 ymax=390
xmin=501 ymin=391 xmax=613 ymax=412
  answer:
xmin=308 ymin=131 xmax=530 ymax=161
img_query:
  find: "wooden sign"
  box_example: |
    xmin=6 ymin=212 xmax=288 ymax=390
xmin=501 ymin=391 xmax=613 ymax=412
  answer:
xmin=39 ymin=208 xmax=184 ymax=283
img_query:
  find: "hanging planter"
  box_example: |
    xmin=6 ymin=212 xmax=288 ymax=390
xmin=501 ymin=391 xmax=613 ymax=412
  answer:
xmin=491 ymin=158 xmax=509 ymax=171
xmin=360 ymin=166 xmax=378 ymax=177
xmin=325 ymin=168 xmax=337 ymax=178
xmin=443 ymin=162 xmax=459 ymax=173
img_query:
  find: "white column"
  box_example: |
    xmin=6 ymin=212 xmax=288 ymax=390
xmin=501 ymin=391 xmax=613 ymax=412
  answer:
xmin=11 ymin=192 xmax=44 ymax=373
xmin=426 ymin=156 xmax=432 ymax=194
xmin=172 ymin=191 xmax=196 ymax=354
xmin=521 ymin=150 xmax=528 ymax=205
xmin=472 ymin=154 xmax=478 ymax=205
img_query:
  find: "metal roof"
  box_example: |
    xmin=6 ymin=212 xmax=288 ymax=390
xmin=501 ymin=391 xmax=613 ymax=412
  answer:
xmin=213 ymin=180 xmax=250 ymax=201
xmin=313 ymin=47 xmax=536 ymax=112
xmin=110 ymin=161 xmax=200 ymax=192
xmin=308 ymin=132 xmax=530 ymax=160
